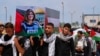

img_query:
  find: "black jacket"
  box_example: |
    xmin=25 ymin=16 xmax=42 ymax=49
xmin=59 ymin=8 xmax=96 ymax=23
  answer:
xmin=38 ymin=42 xmax=48 ymax=56
xmin=39 ymin=36 xmax=75 ymax=56
xmin=84 ymin=38 xmax=91 ymax=56
xmin=55 ymin=37 xmax=75 ymax=56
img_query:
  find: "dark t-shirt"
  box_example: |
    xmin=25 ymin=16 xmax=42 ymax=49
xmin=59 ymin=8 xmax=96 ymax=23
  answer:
xmin=2 ymin=35 xmax=13 ymax=56
xmin=19 ymin=37 xmax=33 ymax=56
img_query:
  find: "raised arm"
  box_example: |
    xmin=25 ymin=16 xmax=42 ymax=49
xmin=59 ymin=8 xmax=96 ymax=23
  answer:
xmin=14 ymin=37 xmax=25 ymax=56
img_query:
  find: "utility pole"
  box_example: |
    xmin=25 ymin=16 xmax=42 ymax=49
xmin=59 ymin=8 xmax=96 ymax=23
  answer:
xmin=70 ymin=11 xmax=75 ymax=25
xmin=62 ymin=1 xmax=64 ymax=25
xmin=92 ymin=6 xmax=95 ymax=26
xmin=9 ymin=15 xmax=12 ymax=23
xmin=5 ymin=6 xmax=7 ymax=23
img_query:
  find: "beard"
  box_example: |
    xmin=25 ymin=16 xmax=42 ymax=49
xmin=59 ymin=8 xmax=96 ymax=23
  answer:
xmin=45 ymin=32 xmax=53 ymax=37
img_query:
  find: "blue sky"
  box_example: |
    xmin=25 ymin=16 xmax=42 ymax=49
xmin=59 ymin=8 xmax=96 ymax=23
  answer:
xmin=0 ymin=0 xmax=100 ymax=24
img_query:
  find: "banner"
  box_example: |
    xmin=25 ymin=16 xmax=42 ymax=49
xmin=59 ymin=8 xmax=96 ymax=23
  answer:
xmin=15 ymin=6 xmax=46 ymax=33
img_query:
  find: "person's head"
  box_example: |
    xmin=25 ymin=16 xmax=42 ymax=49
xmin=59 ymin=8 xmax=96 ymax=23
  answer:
xmin=0 ymin=24 xmax=4 ymax=34
xmin=25 ymin=9 xmax=35 ymax=22
xmin=62 ymin=23 xmax=71 ymax=35
xmin=77 ymin=31 xmax=83 ymax=38
xmin=5 ymin=22 xmax=14 ymax=36
xmin=45 ymin=23 xmax=54 ymax=35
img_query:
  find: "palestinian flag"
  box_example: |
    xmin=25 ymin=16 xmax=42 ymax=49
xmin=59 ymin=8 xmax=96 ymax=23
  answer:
xmin=83 ymin=24 xmax=96 ymax=37
xmin=15 ymin=9 xmax=25 ymax=33
xmin=83 ymin=24 xmax=100 ymax=41
xmin=92 ymin=32 xmax=100 ymax=41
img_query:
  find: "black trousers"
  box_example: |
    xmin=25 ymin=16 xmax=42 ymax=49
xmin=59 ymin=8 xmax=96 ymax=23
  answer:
xmin=32 ymin=37 xmax=40 ymax=56
xmin=19 ymin=37 xmax=41 ymax=56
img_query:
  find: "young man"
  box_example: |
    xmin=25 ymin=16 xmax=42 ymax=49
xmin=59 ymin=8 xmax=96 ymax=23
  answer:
xmin=0 ymin=24 xmax=4 ymax=55
xmin=87 ymin=31 xmax=96 ymax=56
xmin=1 ymin=22 xmax=24 ymax=56
xmin=39 ymin=23 xmax=57 ymax=56
xmin=74 ymin=31 xmax=91 ymax=56
xmin=55 ymin=23 xmax=75 ymax=56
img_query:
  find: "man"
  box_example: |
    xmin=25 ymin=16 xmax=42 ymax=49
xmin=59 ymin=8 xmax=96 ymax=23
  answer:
xmin=55 ymin=23 xmax=75 ymax=56
xmin=39 ymin=23 xmax=57 ymax=56
xmin=74 ymin=31 xmax=91 ymax=56
xmin=1 ymin=22 xmax=24 ymax=56
xmin=0 ymin=24 xmax=4 ymax=56
xmin=87 ymin=31 xmax=96 ymax=56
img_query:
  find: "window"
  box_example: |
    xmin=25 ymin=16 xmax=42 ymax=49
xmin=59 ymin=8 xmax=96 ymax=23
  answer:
xmin=90 ymin=20 xmax=96 ymax=23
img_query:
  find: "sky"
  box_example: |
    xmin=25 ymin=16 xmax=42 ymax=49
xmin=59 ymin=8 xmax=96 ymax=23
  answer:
xmin=0 ymin=0 xmax=100 ymax=24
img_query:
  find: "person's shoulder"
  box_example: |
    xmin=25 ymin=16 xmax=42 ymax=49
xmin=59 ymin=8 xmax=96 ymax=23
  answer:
xmin=56 ymin=33 xmax=62 ymax=37
xmin=22 ymin=21 xmax=26 ymax=23
xmin=33 ymin=21 xmax=39 ymax=24
xmin=88 ymin=37 xmax=92 ymax=40
xmin=53 ymin=33 xmax=59 ymax=37
xmin=0 ymin=34 xmax=6 ymax=40
xmin=69 ymin=36 xmax=74 ymax=41
xmin=3 ymin=34 xmax=7 ymax=37
xmin=21 ymin=21 xmax=27 ymax=25
xmin=55 ymin=33 xmax=62 ymax=40
xmin=14 ymin=36 xmax=19 ymax=42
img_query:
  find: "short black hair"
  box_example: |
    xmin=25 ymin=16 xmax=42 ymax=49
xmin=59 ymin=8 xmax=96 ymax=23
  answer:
xmin=46 ymin=23 xmax=54 ymax=28
xmin=5 ymin=22 xmax=14 ymax=28
xmin=78 ymin=31 xmax=83 ymax=34
xmin=0 ymin=24 xmax=4 ymax=27
xmin=63 ymin=23 xmax=71 ymax=29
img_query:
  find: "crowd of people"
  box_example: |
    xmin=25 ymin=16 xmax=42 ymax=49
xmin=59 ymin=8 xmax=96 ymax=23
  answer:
xmin=0 ymin=9 xmax=99 ymax=56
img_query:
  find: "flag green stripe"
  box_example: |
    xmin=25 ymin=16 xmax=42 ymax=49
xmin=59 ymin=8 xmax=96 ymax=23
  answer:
xmin=92 ymin=36 xmax=100 ymax=41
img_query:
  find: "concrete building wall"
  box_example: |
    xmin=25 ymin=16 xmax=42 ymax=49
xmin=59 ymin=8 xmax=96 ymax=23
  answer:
xmin=83 ymin=14 xmax=100 ymax=27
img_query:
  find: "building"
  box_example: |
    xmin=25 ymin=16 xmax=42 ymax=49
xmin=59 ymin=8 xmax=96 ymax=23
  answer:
xmin=45 ymin=8 xmax=60 ymax=27
xmin=82 ymin=14 xmax=100 ymax=27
